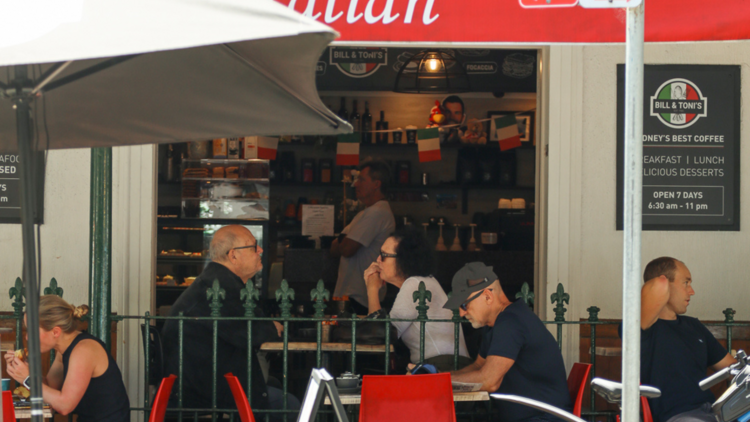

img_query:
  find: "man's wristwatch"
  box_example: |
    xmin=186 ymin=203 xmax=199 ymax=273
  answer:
xmin=23 ymin=376 xmax=30 ymax=389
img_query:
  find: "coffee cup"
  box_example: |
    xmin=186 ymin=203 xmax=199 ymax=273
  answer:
xmin=2 ymin=378 xmax=10 ymax=391
xmin=405 ymin=126 xmax=418 ymax=144
xmin=392 ymin=130 xmax=403 ymax=144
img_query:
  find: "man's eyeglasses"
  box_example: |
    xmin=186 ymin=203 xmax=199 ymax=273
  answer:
xmin=460 ymin=288 xmax=492 ymax=312
xmin=227 ymin=244 xmax=257 ymax=255
xmin=379 ymin=251 xmax=397 ymax=260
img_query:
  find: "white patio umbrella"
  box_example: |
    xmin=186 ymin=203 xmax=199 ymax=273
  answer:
xmin=0 ymin=1 xmax=350 ymax=419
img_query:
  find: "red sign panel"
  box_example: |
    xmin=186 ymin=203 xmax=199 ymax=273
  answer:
xmin=277 ymin=0 xmax=750 ymax=44
xmin=519 ymin=0 xmax=578 ymax=8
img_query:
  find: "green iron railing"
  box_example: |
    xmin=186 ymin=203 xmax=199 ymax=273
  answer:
xmin=6 ymin=278 xmax=749 ymax=422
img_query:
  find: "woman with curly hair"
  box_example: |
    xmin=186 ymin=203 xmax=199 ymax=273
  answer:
xmin=364 ymin=228 xmax=471 ymax=371
xmin=4 ymin=295 xmax=130 ymax=422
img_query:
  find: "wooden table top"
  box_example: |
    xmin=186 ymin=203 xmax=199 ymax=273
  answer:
xmin=260 ymin=342 xmax=394 ymax=353
xmin=324 ymin=390 xmax=489 ymax=405
xmin=13 ymin=407 xmax=54 ymax=420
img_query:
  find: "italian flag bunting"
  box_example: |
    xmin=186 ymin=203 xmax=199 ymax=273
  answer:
xmin=336 ymin=133 xmax=360 ymax=166
xmin=494 ymin=115 xmax=522 ymax=151
xmin=417 ymin=128 xmax=441 ymax=163
xmin=257 ymin=136 xmax=278 ymax=160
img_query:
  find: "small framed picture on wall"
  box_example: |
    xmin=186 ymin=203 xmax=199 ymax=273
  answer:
xmin=487 ymin=111 xmax=535 ymax=147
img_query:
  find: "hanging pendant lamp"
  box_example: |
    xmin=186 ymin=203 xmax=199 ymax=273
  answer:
xmin=394 ymin=50 xmax=470 ymax=94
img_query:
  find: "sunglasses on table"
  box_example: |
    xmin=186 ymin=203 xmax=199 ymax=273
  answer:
xmin=379 ymin=250 xmax=397 ymax=260
xmin=226 ymin=244 xmax=257 ymax=255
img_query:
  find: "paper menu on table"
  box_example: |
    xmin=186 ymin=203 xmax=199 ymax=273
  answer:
xmin=301 ymin=205 xmax=334 ymax=239
xmin=452 ymin=381 xmax=483 ymax=392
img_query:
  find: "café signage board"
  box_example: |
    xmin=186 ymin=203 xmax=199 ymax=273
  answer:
xmin=578 ymin=0 xmax=641 ymax=8
xmin=0 ymin=153 xmax=45 ymax=224
xmin=616 ymin=65 xmax=741 ymax=231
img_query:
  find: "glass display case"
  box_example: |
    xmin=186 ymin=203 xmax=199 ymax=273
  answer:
xmin=181 ymin=159 xmax=270 ymax=219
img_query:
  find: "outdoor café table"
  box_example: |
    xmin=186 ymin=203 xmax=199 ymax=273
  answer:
xmin=323 ymin=390 xmax=490 ymax=405
xmin=13 ymin=406 xmax=54 ymax=420
xmin=259 ymin=342 xmax=394 ymax=353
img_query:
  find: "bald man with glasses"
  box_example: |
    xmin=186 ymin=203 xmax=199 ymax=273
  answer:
xmin=162 ymin=225 xmax=299 ymax=420
xmin=439 ymin=262 xmax=571 ymax=422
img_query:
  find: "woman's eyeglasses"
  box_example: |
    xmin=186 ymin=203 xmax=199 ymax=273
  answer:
xmin=379 ymin=251 xmax=397 ymax=260
xmin=227 ymin=244 xmax=257 ymax=255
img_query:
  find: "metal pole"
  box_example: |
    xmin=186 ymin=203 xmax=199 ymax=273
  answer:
xmin=622 ymin=3 xmax=645 ymax=422
xmin=13 ymin=64 xmax=44 ymax=422
xmin=88 ymin=147 xmax=113 ymax=350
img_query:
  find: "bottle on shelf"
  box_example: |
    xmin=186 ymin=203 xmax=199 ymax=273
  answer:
xmin=362 ymin=101 xmax=372 ymax=144
xmin=337 ymin=97 xmax=348 ymax=122
xmin=450 ymin=224 xmax=463 ymax=252
xmin=375 ymin=111 xmax=389 ymax=144
xmin=349 ymin=100 xmax=361 ymax=136
xmin=227 ymin=137 xmax=240 ymax=159
xmin=435 ymin=222 xmax=447 ymax=251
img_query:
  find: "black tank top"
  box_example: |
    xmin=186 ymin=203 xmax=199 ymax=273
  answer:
xmin=62 ymin=332 xmax=130 ymax=422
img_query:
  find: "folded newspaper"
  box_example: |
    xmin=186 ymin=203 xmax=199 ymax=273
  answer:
xmin=452 ymin=381 xmax=483 ymax=392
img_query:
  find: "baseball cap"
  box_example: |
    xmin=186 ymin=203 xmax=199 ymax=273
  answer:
xmin=443 ymin=262 xmax=499 ymax=310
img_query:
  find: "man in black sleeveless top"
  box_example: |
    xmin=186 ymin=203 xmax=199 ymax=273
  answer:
xmin=162 ymin=225 xmax=298 ymax=420
xmin=638 ymin=257 xmax=735 ymax=422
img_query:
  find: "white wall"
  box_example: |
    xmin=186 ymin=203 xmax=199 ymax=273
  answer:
xmin=0 ymin=145 xmax=155 ymax=421
xmin=0 ymin=148 xmax=92 ymax=305
xmin=545 ymin=41 xmax=750 ymax=342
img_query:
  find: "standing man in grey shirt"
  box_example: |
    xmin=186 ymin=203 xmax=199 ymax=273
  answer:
xmin=331 ymin=160 xmax=395 ymax=314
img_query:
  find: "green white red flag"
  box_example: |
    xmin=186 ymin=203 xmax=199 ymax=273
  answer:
xmin=494 ymin=115 xmax=522 ymax=151
xmin=417 ymin=128 xmax=441 ymax=162
xmin=243 ymin=136 xmax=279 ymax=160
xmin=336 ymin=133 xmax=360 ymax=166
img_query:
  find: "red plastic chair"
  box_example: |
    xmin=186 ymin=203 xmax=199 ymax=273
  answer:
xmin=3 ymin=390 xmax=16 ymax=422
xmin=359 ymin=373 xmax=456 ymax=422
xmin=641 ymin=396 xmax=654 ymax=422
xmin=224 ymin=373 xmax=256 ymax=422
xmin=149 ymin=374 xmax=177 ymax=422
xmin=567 ymin=362 xmax=592 ymax=417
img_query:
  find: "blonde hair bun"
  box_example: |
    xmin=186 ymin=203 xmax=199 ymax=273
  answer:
xmin=73 ymin=305 xmax=90 ymax=319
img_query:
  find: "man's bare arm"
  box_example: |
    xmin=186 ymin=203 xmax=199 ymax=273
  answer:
xmin=330 ymin=237 xmax=363 ymax=258
xmin=451 ymin=355 xmax=485 ymax=376
xmin=710 ymin=353 xmax=736 ymax=372
xmin=450 ymin=355 xmax=515 ymax=392
xmin=641 ymin=276 xmax=670 ymax=330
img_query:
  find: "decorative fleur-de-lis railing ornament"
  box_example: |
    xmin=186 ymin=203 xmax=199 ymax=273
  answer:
xmin=9 ymin=278 xmax=26 ymax=316
xmin=206 ymin=279 xmax=225 ymax=317
xmin=412 ymin=281 xmax=432 ymax=320
xmin=515 ymin=282 xmax=535 ymax=307
xmin=587 ymin=306 xmax=600 ymax=322
xmin=723 ymin=308 xmax=736 ymax=323
xmin=276 ymin=279 xmax=295 ymax=319
xmin=550 ymin=283 xmax=569 ymax=322
xmin=310 ymin=280 xmax=330 ymax=318
xmin=240 ymin=282 xmax=260 ymax=318
xmin=44 ymin=278 xmax=64 ymax=297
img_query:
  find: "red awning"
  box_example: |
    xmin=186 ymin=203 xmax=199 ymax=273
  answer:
xmin=279 ymin=0 xmax=750 ymax=43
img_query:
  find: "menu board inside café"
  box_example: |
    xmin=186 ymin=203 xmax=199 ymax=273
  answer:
xmin=616 ymin=65 xmax=741 ymax=231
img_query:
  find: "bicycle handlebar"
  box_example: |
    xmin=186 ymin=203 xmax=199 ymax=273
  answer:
xmin=699 ymin=367 xmax=732 ymax=391
xmin=699 ymin=350 xmax=748 ymax=391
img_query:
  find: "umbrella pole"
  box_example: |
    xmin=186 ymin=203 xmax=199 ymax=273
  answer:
xmin=13 ymin=64 xmax=44 ymax=422
xmin=621 ymin=4 xmax=645 ymax=422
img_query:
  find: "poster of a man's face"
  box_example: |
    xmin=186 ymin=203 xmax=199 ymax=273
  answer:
xmin=442 ymin=95 xmax=465 ymax=125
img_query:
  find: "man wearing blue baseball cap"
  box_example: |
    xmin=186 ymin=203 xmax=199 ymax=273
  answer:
xmin=442 ymin=262 xmax=572 ymax=422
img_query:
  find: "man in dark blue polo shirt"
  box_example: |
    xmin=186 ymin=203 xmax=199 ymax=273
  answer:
xmin=638 ymin=257 xmax=735 ymax=422
xmin=442 ymin=262 xmax=572 ymax=422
